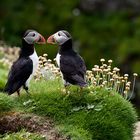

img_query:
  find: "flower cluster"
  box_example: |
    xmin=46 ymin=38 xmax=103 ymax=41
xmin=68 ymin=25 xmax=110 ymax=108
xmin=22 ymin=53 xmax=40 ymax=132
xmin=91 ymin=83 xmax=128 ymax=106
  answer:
xmin=86 ymin=59 xmax=138 ymax=100
xmin=34 ymin=54 xmax=60 ymax=81
xmin=0 ymin=44 xmax=20 ymax=68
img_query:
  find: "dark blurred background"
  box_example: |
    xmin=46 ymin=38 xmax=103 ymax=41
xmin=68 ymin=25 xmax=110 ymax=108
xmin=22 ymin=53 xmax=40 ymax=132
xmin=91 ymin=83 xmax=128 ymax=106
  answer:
xmin=0 ymin=0 xmax=140 ymax=104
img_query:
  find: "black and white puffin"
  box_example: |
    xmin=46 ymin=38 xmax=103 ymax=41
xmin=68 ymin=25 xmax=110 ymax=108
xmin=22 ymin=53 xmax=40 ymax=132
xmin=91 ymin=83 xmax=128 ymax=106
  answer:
xmin=4 ymin=30 xmax=46 ymax=95
xmin=47 ymin=30 xmax=87 ymax=88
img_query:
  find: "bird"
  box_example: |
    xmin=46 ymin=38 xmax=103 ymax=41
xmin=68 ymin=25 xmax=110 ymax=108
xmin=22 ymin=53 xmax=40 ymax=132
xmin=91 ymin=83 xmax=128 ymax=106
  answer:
xmin=47 ymin=30 xmax=87 ymax=90
xmin=4 ymin=29 xmax=46 ymax=95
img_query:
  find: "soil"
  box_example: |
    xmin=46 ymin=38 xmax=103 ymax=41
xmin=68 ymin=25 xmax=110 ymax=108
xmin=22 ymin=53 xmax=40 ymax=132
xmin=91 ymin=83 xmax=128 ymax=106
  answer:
xmin=0 ymin=112 xmax=68 ymax=140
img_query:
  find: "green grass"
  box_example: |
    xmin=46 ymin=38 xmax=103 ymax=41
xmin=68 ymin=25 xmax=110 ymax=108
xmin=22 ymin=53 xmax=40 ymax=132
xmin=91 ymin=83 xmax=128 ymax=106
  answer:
xmin=0 ymin=68 xmax=137 ymax=140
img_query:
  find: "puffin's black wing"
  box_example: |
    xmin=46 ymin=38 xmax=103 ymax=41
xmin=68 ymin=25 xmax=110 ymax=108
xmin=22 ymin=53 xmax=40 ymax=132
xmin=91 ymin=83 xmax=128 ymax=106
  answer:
xmin=4 ymin=57 xmax=33 ymax=94
xmin=60 ymin=53 xmax=87 ymax=87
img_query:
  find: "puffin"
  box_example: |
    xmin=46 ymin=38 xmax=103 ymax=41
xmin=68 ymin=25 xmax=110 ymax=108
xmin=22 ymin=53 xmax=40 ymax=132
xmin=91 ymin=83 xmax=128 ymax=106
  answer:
xmin=4 ymin=30 xmax=46 ymax=95
xmin=47 ymin=30 xmax=87 ymax=89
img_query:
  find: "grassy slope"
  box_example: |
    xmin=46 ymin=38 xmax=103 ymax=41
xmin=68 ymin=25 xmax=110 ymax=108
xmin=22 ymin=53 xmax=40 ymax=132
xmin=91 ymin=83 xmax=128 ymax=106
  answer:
xmin=2 ymin=79 xmax=136 ymax=140
xmin=0 ymin=68 xmax=137 ymax=140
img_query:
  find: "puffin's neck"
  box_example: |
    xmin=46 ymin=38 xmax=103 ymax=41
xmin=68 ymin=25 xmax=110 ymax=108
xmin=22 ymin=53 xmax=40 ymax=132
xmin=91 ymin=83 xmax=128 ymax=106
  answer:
xmin=59 ymin=39 xmax=73 ymax=54
xmin=19 ymin=39 xmax=35 ymax=57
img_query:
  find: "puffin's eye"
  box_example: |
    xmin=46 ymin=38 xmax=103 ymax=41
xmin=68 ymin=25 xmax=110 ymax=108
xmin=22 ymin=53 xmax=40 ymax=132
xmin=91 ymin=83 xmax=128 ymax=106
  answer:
xmin=58 ymin=33 xmax=61 ymax=36
xmin=32 ymin=33 xmax=35 ymax=37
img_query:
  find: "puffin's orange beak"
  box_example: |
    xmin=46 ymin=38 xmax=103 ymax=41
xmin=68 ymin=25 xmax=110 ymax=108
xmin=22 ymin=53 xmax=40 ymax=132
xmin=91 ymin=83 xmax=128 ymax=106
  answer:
xmin=36 ymin=34 xmax=46 ymax=44
xmin=47 ymin=35 xmax=56 ymax=44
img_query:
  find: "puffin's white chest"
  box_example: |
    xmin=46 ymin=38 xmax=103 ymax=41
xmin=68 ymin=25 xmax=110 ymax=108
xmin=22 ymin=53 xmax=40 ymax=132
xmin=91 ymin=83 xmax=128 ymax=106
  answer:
xmin=56 ymin=53 xmax=61 ymax=67
xmin=29 ymin=51 xmax=39 ymax=74
xmin=26 ymin=51 xmax=39 ymax=87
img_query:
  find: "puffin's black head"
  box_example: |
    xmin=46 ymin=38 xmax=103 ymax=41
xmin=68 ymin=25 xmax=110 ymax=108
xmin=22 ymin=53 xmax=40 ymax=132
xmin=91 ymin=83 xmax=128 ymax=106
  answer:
xmin=23 ymin=30 xmax=46 ymax=45
xmin=47 ymin=30 xmax=72 ymax=46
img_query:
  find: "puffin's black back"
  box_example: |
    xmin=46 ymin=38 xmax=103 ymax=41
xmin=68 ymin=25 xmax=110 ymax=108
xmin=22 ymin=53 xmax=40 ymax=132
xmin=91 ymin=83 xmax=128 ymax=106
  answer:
xmin=59 ymin=39 xmax=87 ymax=87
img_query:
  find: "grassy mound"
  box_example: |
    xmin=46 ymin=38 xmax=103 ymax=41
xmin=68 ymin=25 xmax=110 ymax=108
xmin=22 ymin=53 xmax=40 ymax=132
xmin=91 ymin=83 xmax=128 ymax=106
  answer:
xmin=13 ymin=80 xmax=137 ymax=140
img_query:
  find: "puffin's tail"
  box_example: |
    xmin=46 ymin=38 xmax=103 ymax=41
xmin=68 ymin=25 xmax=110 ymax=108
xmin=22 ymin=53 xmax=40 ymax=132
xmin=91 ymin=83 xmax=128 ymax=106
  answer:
xmin=71 ymin=74 xmax=88 ymax=87
xmin=3 ymin=83 xmax=15 ymax=95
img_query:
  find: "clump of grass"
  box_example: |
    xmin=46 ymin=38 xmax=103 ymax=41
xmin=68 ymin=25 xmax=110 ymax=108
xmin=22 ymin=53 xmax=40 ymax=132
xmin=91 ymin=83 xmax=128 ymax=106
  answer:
xmin=0 ymin=93 xmax=14 ymax=113
xmin=1 ymin=129 xmax=45 ymax=140
xmin=57 ymin=124 xmax=92 ymax=140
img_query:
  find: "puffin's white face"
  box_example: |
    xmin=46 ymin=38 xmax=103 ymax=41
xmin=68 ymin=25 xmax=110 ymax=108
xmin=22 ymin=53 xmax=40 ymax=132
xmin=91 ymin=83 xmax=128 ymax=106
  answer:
xmin=53 ymin=31 xmax=70 ymax=45
xmin=24 ymin=30 xmax=46 ymax=44
xmin=47 ymin=30 xmax=71 ymax=45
